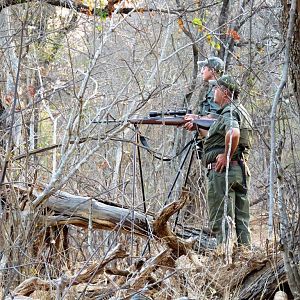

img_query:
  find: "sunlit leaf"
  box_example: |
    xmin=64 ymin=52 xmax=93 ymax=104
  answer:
xmin=226 ymin=29 xmax=241 ymax=41
xmin=192 ymin=18 xmax=202 ymax=26
xmin=206 ymin=34 xmax=212 ymax=43
xmin=192 ymin=18 xmax=204 ymax=32
xmin=178 ymin=18 xmax=184 ymax=29
xmin=99 ymin=0 xmax=106 ymax=9
xmin=215 ymin=43 xmax=221 ymax=50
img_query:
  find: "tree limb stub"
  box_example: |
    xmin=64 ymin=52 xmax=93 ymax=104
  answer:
xmin=153 ymin=197 xmax=193 ymax=257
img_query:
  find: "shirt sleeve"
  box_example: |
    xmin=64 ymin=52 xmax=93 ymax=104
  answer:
xmin=222 ymin=110 xmax=240 ymax=131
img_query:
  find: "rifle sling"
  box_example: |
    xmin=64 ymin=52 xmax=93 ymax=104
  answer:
xmin=139 ymin=135 xmax=194 ymax=161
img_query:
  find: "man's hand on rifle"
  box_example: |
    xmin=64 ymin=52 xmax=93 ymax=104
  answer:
xmin=183 ymin=114 xmax=211 ymax=137
xmin=183 ymin=114 xmax=199 ymax=131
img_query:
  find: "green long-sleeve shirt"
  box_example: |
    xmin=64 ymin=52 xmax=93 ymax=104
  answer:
xmin=198 ymin=84 xmax=220 ymax=116
xmin=202 ymin=103 xmax=253 ymax=166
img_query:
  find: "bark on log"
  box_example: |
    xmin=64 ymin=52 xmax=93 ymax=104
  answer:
xmin=42 ymin=190 xmax=152 ymax=237
xmin=238 ymin=257 xmax=288 ymax=300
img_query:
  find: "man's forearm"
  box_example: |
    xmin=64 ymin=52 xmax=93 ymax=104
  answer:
xmin=225 ymin=128 xmax=240 ymax=160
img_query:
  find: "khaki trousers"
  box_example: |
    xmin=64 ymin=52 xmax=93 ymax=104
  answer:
xmin=207 ymin=165 xmax=251 ymax=246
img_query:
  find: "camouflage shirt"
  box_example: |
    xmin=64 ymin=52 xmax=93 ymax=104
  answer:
xmin=202 ymin=103 xmax=253 ymax=166
xmin=198 ymin=83 xmax=220 ymax=117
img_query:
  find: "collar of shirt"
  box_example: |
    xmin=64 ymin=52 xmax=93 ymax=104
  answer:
xmin=216 ymin=103 xmax=231 ymax=114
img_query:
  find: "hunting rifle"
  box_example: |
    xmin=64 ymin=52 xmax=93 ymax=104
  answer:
xmin=93 ymin=109 xmax=215 ymax=129
xmin=128 ymin=109 xmax=215 ymax=130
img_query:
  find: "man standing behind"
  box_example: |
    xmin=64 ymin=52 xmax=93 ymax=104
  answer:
xmin=197 ymin=56 xmax=224 ymax=118
xmin=185 ymin=75 xmax=253 ymax=247
xmin=184 ymin=56 xmax=224 ymax=131
xmin=187 ymin=57 xmax=224 ymax=157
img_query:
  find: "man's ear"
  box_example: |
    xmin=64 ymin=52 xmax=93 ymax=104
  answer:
xmin=224 ymin=88 xmax=232 ymax=99
xmin=212 ymin=69 xmax=218 ymax=79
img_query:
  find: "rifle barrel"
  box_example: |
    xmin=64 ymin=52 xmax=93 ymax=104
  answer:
xmin=92 ymin=120 xmax=123 ymax=124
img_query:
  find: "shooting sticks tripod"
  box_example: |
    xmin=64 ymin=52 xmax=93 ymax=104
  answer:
xmin=131 ymin=125 xmax=200 ymax=255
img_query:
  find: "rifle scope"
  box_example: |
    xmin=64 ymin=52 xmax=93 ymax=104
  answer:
xmin=149 ymin=109 xmax=192 ymax=118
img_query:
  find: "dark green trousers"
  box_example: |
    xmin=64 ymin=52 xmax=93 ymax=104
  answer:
xmin=207 ymin=165 xmax=251 ymax=246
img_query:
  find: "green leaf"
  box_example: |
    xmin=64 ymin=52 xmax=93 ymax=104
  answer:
xmin=192 ymin=18 xmax=203 ymax=26
xmin=215 ymin=43 xmax=221 ymax=50
xmin=206 ymin=34 xmax=212 ymax=43
xmin=99 ymin=0 xmax=106 ymax=8
xmin=95 ymin=8 xmax=108 ymax=20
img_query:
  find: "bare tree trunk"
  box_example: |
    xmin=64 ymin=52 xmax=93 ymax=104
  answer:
xmin=279 ymin=1 xmax=300 ymax=298
xmin=284 ymin=0 xmax=300 ymax=109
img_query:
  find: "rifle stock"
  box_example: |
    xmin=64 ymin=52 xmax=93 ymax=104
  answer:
xmin=129 ymin=116 xmax=215 ymax=130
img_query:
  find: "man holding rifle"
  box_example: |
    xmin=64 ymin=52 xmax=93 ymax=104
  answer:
xmin=191 ymin=56 xmax=225 ymax=158
xmin=184 ymin=75 xmax=253 ymax=247
xmin=197 ymin=56 xmax=225 ymax=118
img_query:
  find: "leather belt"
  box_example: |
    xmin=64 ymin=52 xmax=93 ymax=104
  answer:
xmin=207 ymin=160 xmax=239 ymax=170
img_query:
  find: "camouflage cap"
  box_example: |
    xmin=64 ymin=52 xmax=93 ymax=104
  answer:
xmin=210 ymin=74 xmax=240 ymax=93
xmin=197 ymin=56 xmax=225 ymax=73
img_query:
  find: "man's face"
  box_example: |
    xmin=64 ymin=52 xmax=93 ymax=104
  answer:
xmin=201 ymin=66 xmax=216 ymax=81
xmin=214 ymin=85 xmax=226 ymax=105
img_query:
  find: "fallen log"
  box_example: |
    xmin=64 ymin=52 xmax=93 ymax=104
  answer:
xmin=43 ymin=190 xmax=152 ymax=236
xmin=238 ymin=256 xmax=287 ymax=300
xmin=35 ymin=189 xmax=215 ymax=253
xmin=3 ymin=185 xmax=297 ymax=300
xmin=6 ymin=184 xmax=215 ymax=253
